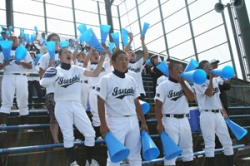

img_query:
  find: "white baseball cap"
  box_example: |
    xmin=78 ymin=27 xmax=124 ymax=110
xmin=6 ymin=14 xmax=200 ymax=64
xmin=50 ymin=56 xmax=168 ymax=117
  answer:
xmin=210 ymin=59 xmax=220 ymax=64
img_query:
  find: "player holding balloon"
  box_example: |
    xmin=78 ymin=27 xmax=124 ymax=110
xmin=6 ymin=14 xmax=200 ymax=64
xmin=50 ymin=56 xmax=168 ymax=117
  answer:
xmin=194 ymin=60 xmax=234 ymax=166
xmin=0 ymin=33 xmax=32 ymax=127
xmin=155 ymin=62 xmax=195 ymax=166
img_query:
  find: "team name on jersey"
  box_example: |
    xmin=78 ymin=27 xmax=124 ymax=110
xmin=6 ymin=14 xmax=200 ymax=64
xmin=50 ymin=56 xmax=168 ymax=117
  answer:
xmin=90 ymin=67 xmax=105 ymax=72
xmin=58 ymin=75 xmax=80 ymax=88
xmin=9 ymin=55 xmax=15 ymax=61
xmin=213 ymin=87 xmax=219 ymax=95
xmin=112 ymin=87 xmax=134 ymax=99
xmin=168 ymin=90 xmax=184 ymax=101
xmin=128 ymin=66 xmax=141 ymax=73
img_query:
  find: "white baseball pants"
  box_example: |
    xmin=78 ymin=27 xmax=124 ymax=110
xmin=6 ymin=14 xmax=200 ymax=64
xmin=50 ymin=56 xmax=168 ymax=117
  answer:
xmin=162 ymin=116 xmax=194 ymax=165
xmin=200 ymin=111 xmax=233 ymax=157
xmin=106 ymin=115 xmax=142 ymax=166
xmin=1 ymin=75 xmax=28 ymax=115
xmin=89 ymin=88 xmax=100 ymax=127
xmin=55 ymin=101 xmax=95 ymax=148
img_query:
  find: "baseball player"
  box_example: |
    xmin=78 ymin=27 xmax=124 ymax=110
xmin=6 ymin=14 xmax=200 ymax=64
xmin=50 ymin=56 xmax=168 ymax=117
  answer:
xmin=38 ymin=33 xmax=61 ymax=144
xmin=96 ymin=49 xmax=149 ymax=166
xmin=87 ymin=45 xmax=112 ymax=139
xmin=124 ymin=35 xmax=149 ymax=100
xmin=194 ymin=60 xmax=234 ymax=166
xmin=0 ymin=33 xmax=32 ymax=126
xmin=40 ymin=47 xmax=105 ymax=166
xmin=155 ymin=62 xmax=195 ymax=166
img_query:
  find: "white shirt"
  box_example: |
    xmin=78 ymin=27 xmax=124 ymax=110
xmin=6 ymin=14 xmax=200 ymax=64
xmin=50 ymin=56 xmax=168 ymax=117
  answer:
xmin=87 ymin=61 xmax=111 ymax=87
xmin=27 ymin=61 xmax=40 ymax=81
xmin=194 ymin=77 xmax=224 ymax=111
xmin=39 ymin=37 xmax=46 ymax=47
xmin=157 ymin=75 xmax=168 ymax=86
xmin=154 ymin=79 xmax=192 ymax=114
xmin=128 ymin=58 xmax=145 ymax=95
xmin=0 ymin=50 xmax=32 ymax=73
xmin=95 ymin=72 xmax=140 ymax=117
xmin=38 ymin=53 xmax=60 ymax=94
xmin=40 ymin=65 xmax=85 ymax=102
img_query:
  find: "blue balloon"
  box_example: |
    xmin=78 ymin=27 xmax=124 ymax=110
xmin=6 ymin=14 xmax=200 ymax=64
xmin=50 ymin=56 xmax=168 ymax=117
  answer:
xmin=34 ymin=26 xmax=38 ymax=33
xmin=0 ymin=41 xmax=13 ymax=62
xmin=77 ymin=24 xmax=87 ymax=34
xmin=82 ymin=28 xmax=105 ymax=53
xmin=111 ymin=32 xmax=120 ymax=48
xmin=141 ymin=22 xmax=150 ymax=37
xmin=100 ymin=24 xmax=111 ymax=44
xmin=60 ymin=40 xmax=69 ymax=48
xmin=122 ymin=28 xmax=129 ymax=47
xmin=15 ymin=46 xmax=27 ymax=62
xmin=46 ymin=41 xmax=56 ymax=59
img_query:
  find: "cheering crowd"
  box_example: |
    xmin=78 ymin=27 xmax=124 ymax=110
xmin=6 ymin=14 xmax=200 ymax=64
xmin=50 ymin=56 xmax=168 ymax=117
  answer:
xmin=0 ymin=25 xmax=238 ymax=166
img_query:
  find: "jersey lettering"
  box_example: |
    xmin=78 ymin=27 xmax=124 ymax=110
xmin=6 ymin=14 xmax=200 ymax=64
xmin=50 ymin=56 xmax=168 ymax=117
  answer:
xmin=58 ymin=75 xmax=80 ymax=88
xmin=90 ymin=67 xmax=105 ymax=72
xmin=168 ymin=90 xmax=184 ymax=101
xmin=112 ymin=87 xmax=134 ymax=99
xmin=213 ymin=87 xmax=219 ymax=95
xmin=128 ymin=66 xmax=141 ymax=73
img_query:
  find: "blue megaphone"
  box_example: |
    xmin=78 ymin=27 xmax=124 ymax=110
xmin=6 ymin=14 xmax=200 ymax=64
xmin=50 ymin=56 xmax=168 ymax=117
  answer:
xmin=34 ymin=54 xmax=42 ymax=64
xmin=139 ymin=100 xmax=150 ymax=115
xmin=141 ymin=22 xmax=150 ymax=37
xmin=180 ymin=69 xmax=206 ymax=84
xmin=6 ymin=31 xmax=10 ymax=36
xmin=100 ymin=24 xmax=111 ymax=44
xmin=111 ymin=32 xmax=120 ymax=48
xmin=82 ymin=28 xmax=105 ymax=53
xmin=145 ymin=59 xmax=151 ymax=65
xmin=46 ymin=41 xmax=56 ymax=59
xmin=156 ymin=61 xmax=169 ymax=77
xmin=211 ymin=66 xmax=234 ymax=79
xmin=34 ymin=26 xmax=38 ymax=33
xmin=160 ymin=131 xmax=182 ymax=160
xmin=15 ymin=46 xmax=27 ymax=62
xmin=31 ymin=34 xmax=36 ymax=44
xmin=9 ymin=26 xmax=13 ymax=32
xmin=141 ymin=130 xmax=160 ymax=161
xmin=184 ymin=58 xmax=199 ymax=72
xmin=105 ymin=132 xmax=130 ymax=163
xmin=122 ymin=28 xmax=129 ymax=47
xmin=0 ymin=36 xmax=2 ymax=41
xmin=20 ymin=28 xmax=24 ymax=35
xmin=225 ymin=119 xmax=248 ymax=140
xmin=25 ymin=34 xmax=30 ymax=43
xmin=60 ymin=40 xmax=69 ymax=48
xmin=77 ymin=24 xmax=87 ymax=34
xmin=0 ymin=41 xmax=13 ymax=62
xmin=108 ymin=42 xmax=115 ymax=53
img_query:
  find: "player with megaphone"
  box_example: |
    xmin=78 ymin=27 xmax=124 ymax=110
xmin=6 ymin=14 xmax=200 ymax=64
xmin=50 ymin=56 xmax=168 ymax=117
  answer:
xmin=155 ymin=61 xmax=196 ymax=166
xmin=193 ymin=60 xmax=234 ymax=166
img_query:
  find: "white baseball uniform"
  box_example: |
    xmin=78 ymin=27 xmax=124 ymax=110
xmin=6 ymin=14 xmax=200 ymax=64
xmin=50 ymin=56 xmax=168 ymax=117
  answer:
xmin=128 ymin=58 xmax=146 ymax=95
xmin=155 ymin=78 xmax=193 ymax=165
xmin=95 ymin=72 xmax=142 ymax=166
xmin=40 ymin=65 xmax=95 ymax=148
xmin=87 ymin=61 xmax=111 ymax=127
xmin=194 ymin=77 xmax=233 ymax=157
xmin=0 ymin=50 xmax=32 ymax=115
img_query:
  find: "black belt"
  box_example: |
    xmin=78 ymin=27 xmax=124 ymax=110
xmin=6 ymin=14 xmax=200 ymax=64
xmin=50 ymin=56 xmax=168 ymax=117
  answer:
xmin=92 ymin=87 xmax=95 ymax=89
xmin=5 ymin=73 xmax=26 ymax=76
xmin=205 ymin=110 xmax=220 ymax=113
xmin=165 ymin=114 xmax=186 ymax=119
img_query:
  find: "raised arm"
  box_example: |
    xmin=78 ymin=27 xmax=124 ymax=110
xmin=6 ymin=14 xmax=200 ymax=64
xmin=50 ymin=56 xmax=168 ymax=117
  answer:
xmin=141 ymin=36 xmax=149 ymax=63
xmin=83 ymin=51 xmax=106 ymax=77
xmin=124 ymin=32 xmax=133 ymax=53
xmin=72 ymin=41 xmax=80 ymax=65
xmin=83 ymin=46 xmax=93 ymax=68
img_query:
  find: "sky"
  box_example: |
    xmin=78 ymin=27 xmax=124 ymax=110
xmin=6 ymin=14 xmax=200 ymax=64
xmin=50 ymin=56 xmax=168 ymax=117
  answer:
xmin=0 ymin=0 xmax=250 ymax=79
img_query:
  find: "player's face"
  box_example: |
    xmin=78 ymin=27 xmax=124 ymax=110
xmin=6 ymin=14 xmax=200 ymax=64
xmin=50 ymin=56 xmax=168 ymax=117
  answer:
xmin=112 ymin=53 xmax=129 ymax=73
xmin=169 ymin=64 xmax=183 ymax=79
xmin=90 ymin=50 xmax=99 ymax=63
xmin=59 ymin=48 xmax=72 ymax=64
xmin=203 ymin=62 xmax=212 ymax=75
xmin=128 ymin=51 xmax=136 ymax=62
xmin=211 ymin=63 xmax=218 ymax=69
xmin=9 ymin=36 xmax=19 ymax=47
xmin=78 ymin=52 xmax=86 ymax=62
